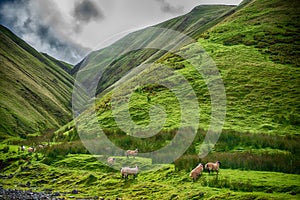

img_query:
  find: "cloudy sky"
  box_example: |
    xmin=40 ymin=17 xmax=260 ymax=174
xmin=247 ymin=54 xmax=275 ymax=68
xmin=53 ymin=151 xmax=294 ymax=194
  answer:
xmin=0 ymin=0 xmax=242 ymax=64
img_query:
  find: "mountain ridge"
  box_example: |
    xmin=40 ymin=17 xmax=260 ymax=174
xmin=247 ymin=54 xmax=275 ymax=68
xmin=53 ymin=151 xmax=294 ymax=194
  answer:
xmin=0 ymin=25 xmax=75 ymax=138
xmin=67 ymin=0 xmax=299 ymax=136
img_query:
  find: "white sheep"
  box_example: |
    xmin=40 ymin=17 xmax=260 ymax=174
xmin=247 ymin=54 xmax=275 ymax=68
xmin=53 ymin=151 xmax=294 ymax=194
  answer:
xmin=107 ymin=157 xmax=115 ymax=165
xmin=121 ymin=166 xmax=139 ymax=178
xmin=189 ymin=163 xmax=203 ymax=181
xmin=125 ymin=148 xmax=138 ymax=158
xmin=205 ymin=161 xmax=221 ymax=174
xmin=20 ymin=145 xmax=26 ymax=151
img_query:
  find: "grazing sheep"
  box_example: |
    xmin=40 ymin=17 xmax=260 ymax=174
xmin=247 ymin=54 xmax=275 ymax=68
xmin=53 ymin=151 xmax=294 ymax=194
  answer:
xmin=121 ymin=166 xmax=138 ymax=178
xmin=107 ymin=157 xmax=116 ymax=165
xmin=189 ymin=163 xmax=203 ymax=181
xmin=205 ymin=161 xmax=221 ymax=174
xmin=20 ymin=145 xmax=26 ymax=151
xmin=125 ymin=148 xmax=138 ymax=158
xmin=27 ymin=147 xmax=35 ymax=153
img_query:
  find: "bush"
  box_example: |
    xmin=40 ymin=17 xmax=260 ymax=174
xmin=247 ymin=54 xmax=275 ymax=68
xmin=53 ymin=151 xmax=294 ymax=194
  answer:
xmin=174 ymin=154 xmax=200 ymax=171
xmin=0 ymin=145 xmax=10 ymax=153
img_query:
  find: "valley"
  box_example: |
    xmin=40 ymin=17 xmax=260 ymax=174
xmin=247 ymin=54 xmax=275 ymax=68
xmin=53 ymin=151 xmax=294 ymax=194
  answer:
xmin=0 ymin=0 xmax=299 ymax=199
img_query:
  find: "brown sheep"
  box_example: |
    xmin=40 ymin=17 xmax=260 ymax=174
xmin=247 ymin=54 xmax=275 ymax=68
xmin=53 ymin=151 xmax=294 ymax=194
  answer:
xmin=27 ymin=147 xmax=35 ymax=153
xmin=189 ymin=163 xmax=204 ymax=181
xmin=205 ymin=161 xmax=221 ymax=174
xmin=107 ymin=157 xmax=116 ymax=165
xmin=125 ymin=148 xmax=138 ymax=158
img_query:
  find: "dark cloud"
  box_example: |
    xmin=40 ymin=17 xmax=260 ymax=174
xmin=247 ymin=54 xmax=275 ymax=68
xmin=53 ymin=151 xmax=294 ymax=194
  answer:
xmin=155 ymin=0 xmax=184 ymax=14
xmin=0 ymin=0 xmax=90 ymax=64
xmin=73 ymin=0 xmax=104 ymax=23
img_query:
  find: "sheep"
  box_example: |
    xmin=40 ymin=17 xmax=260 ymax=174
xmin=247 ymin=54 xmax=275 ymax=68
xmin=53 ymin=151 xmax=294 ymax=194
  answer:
xmin=107 ymin=157 xmax=116 ymax=165
xmin=205 ymin=161 xmax=221 ymax=174
xmin=121 ymin=166 xmax=138 ymax=179
xmin=27 ymin=147 xmax=35 ymax=153
xmin=189 ymin=163 xmax=203 ymax=181
xmin=20 ymin=145 xmax=26 ymax=151
xmin=125 ymin=148 xmax=138 ymax=158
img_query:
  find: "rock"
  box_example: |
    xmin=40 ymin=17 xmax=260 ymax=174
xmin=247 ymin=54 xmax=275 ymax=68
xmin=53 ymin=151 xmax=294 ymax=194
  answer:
xmin=26 ymin=181 xmax=31 ymax=187
xmin=72 ymin=189 xmax=79 ymax=194
xmin=52 ymin=178 xmax=57 ymax=183
xmin=0 ymin=187 xmax=64 ymax=200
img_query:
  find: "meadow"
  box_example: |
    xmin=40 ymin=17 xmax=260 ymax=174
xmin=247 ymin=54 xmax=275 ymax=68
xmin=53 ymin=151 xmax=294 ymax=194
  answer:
xmin=1 ymin=144 xmax=299 ymax=200
xmin=1 ymin=0 xmax=299 ymax=199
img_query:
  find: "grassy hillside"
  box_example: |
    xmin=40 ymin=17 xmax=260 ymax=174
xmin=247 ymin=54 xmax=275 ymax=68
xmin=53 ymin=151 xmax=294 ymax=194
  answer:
xmin=1 ymin=0 xmax=299 ymax=199
xmin=0 ymin=25 xmax=75 ymax=138
xmin=199 ymin=0 xmax=300 ymax=66
xmin=51 ymin=0 xmax=299 ymax=178
xmin=71 ymin=0 xmax=300 ymax=136
xmin=72 ymin=5 xmax=235 ymax=94
xmin=196 ymin=0 xmax=300 ymax=133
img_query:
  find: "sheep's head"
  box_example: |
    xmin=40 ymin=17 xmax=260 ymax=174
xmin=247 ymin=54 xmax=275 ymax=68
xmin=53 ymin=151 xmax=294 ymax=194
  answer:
xmin=217 ymin=161 xmax=221 ymax=166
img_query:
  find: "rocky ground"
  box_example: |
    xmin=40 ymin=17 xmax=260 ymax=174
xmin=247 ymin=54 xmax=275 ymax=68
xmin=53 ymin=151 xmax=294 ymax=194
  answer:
xmin=0 ymin=187 xmax=64 ymax=200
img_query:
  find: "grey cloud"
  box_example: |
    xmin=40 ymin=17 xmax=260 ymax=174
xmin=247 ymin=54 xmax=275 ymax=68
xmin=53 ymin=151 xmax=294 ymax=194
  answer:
xmin=155 ymin=0 xmax=184 ymax=14
xmin=0 ymin=0 xmax=90 ymax=64
xmin=73 ymin=0 xmax=104 ymax=23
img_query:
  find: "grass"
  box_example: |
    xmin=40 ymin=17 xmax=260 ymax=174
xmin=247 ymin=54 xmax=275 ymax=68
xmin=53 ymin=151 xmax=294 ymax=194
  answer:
xmin=73 ymin=5 xmax=235 ymax=95
xmin=1 ymin=0 xmax=300 ymax=199
xmin=0 ymin=150 xmax=299 ymax=199
xmin=67 ymin=0 xmax=300 ymax=138
xmin=74 ymin=40 xmax=299 ymax=135
xmin=0 ymin=25 xmax=76 ymax=138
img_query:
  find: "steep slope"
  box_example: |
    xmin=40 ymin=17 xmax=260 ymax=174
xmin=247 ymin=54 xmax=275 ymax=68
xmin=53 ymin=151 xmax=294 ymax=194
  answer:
xmin=199 ymin=0 xmax=300 ymax=66
xmin=194 ymin=0 xmax=300 ymax=132
xmin=155 ymin=5 xmax=235 ymax=38
xmin=67 ymin=0 xmax=300 ymax=138
xmin=0 ymin=25 xmax=75 ymax=138
xmin=72 ymin=5 xmax=235 ymax=94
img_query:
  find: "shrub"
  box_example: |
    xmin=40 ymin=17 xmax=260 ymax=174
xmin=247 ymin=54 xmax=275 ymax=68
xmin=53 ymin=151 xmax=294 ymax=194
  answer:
xmin=0 ymin=146 xmax=9 ymax=153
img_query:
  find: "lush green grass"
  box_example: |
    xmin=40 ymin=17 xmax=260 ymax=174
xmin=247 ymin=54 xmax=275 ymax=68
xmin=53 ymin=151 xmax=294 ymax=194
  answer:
xmin=0 ymin=150 xmax=299 ymax=200
xmin=1 ymin=0 xmax=299 ymax=199
xmin=76 ymin=40 xmax=299 ymax=135
xmin=199 ymin=0 xmax=300 ymax=66
xmin=69 ymin=0 xmax=300 ymax=138
xmin=0 ymin=25 xmax=76 ymax=138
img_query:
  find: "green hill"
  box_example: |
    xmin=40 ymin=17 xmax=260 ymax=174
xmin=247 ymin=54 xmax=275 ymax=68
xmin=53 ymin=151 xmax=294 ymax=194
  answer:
xmin=1 ymin=0 xmax=300 ymax=199
xmin=72 ymin=5 xmax=235 ymax=94
xmin=54 ymin=0 xmax=300 ymax=173
xmin=71 ymin=0 xmax=299 ymax=136
xmin=0 ymin=25 xmax=75 ymax=139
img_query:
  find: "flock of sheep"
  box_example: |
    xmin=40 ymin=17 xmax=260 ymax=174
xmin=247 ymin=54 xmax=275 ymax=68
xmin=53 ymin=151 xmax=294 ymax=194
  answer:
xmin=19 ymin=144 xmax=48 ymax=153
xmin=20 ymin=145 xmax=220 ymax=181
xmin=21 ymin=145 xmax=220 ymax=180
xmin=108 ymin=148 xmax=221 ymax=180
xmin=189 ymin=161 xmax=221 ymax=181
